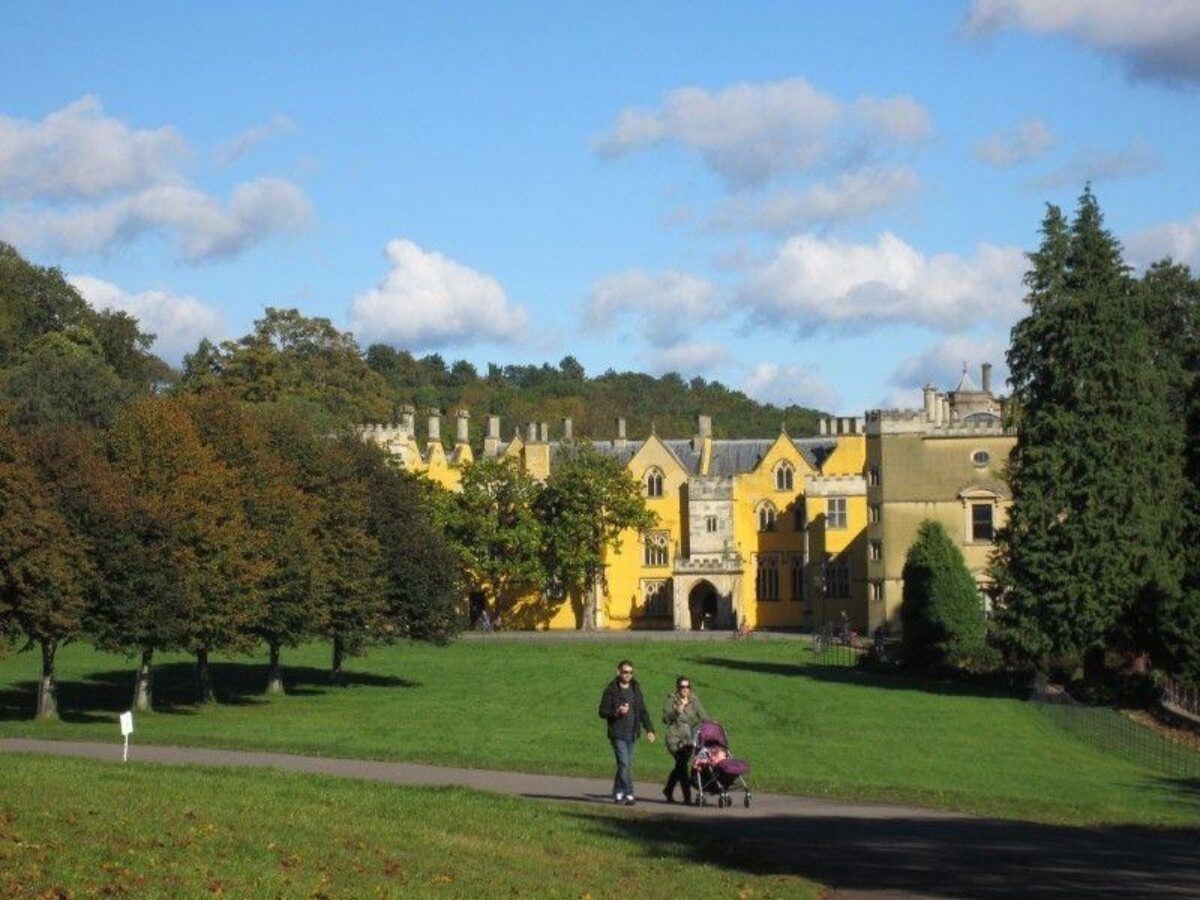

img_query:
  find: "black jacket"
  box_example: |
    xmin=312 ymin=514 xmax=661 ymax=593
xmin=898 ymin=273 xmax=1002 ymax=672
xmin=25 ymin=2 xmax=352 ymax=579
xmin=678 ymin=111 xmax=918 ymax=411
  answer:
xmin=598 ymin=677 xmax=654 ymax=741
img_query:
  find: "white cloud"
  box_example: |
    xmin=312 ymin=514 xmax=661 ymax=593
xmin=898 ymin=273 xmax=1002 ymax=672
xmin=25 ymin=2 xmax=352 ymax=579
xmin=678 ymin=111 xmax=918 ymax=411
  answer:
xmin=0 ymin=97 xmax=314 ymax=262
xmin=716 ymin=165 xmax=920 ymax=231
xmin=739 ymin=232 xmax=1026 ymax=333
xmin=1025 ymin=140 xmax=1157 ymax=190
xmin=348 ymin=239 xmax=529 ymax=348
xmin=213 ymin=114 xmax=296 ymax=166
xmin=585 ymin=269 xmax=720 ymax=346
xmin=853 ymin=96 xmax=931 ymax=144
xmin=889 ymin=334 xmax=1010 ymax=394
xmin=962 ymin=0 xmax=1200 ymax=86
xmin=67 ymin=274 xmax=228 ymax=364
xmin=0 ymin=96 xmax=186 ymax=202
xmin=1 ymin=177 xmax=314 ymax=262
xmin=595 ymin=79 xmax=930 ymax=188
xmin=1127 ymin=211 xmax=1200 ymax=270
xmin=641 ymin=341 xmax=732 ymax=375
xmin=742 ymin=362 xmax=841 ymax=411
xmin=974 ymin=119 xmax=1055 ymax=167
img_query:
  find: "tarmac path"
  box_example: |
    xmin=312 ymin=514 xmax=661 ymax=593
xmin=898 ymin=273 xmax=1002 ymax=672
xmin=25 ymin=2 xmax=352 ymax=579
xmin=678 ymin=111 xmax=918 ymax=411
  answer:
xmin=3 ymin=737 xmax=1199 ymax=899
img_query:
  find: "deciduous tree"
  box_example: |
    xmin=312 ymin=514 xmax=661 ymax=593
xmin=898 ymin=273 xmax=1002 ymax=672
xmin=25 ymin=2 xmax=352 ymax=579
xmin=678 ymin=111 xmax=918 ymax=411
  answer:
xmin=446 ymin=457 xmax=545 ymax=626
xmin=537 ymin=443 xmax=656 ymax=629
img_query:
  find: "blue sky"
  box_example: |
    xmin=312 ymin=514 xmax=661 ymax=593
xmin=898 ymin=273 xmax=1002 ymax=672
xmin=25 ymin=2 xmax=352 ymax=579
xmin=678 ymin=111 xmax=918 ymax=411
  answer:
xmin=3 ymin=1 xmax=1199 ymax=415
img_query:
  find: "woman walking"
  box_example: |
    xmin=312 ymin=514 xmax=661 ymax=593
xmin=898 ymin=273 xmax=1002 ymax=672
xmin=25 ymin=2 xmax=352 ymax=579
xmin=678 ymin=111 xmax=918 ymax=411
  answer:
xmin=661 ymin=675 xmax=707 ymax=804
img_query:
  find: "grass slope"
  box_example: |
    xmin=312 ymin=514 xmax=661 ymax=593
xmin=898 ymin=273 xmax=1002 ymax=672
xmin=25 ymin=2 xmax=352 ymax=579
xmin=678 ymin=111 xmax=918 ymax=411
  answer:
xmin=2 ymin=639 xmax=1198 ymax=827
xmin=0 ymin=754 xmax=820 ymax=899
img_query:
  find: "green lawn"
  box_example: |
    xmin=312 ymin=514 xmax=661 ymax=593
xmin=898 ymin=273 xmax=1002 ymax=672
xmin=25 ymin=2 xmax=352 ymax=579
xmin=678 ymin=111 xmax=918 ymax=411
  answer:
xmin=0 ymin=753 xmax=820 ymax=899
xmin=2 ymin=639 xmax=1198 ymax=827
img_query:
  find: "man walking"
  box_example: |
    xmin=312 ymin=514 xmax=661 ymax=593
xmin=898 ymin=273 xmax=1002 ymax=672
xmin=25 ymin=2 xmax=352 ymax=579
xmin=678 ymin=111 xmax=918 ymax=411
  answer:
xmin=598 ymin=659 xmax=655 ymax=805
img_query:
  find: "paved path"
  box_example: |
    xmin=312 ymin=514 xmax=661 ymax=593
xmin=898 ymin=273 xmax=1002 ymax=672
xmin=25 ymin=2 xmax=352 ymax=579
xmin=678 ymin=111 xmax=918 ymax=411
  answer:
xmin=4 ymin=738 xmax=1199 ymax=899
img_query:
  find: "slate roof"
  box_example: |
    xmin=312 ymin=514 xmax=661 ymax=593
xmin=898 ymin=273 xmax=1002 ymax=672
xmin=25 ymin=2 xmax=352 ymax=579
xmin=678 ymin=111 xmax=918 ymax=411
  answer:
xmin=500 ymin=434 xmax=838 ymax=475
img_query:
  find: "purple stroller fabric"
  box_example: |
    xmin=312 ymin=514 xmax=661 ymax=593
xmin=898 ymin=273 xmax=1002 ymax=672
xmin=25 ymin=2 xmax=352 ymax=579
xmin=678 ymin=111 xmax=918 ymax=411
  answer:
xmin=716 ymin=758 xmax=749 ymax=779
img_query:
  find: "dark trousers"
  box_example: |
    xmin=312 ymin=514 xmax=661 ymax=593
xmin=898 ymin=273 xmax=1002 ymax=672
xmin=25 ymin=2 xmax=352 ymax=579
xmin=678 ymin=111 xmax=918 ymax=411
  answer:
xmin=664 ymin=747 xmax=693 ymax=801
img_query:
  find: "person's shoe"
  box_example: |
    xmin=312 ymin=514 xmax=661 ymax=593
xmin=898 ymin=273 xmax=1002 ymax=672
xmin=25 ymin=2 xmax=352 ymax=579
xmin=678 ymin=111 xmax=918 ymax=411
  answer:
xmin=682 ymin=792 xmax=693 ymax=806
xmin=623 ymin=796 xmax=636 ymax=806
xmin=614 ymin=793 xmax=626 ymax=804
xmin=661 ymin=787 xmax=675 ymax=803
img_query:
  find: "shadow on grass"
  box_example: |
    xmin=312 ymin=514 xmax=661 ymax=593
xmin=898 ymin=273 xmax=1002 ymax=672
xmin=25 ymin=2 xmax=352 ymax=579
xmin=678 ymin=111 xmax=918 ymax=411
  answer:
xmin=0 ymin=662 xmax=419 ymax=723
xmin=688 ymin=655 xmax=1021 ymax=700
xmin=575 ymin=810 xmax=1200 ymax=899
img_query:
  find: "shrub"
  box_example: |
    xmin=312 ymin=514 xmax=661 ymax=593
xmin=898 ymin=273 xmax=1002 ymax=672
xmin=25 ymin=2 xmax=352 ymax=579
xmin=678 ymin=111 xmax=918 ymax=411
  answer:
xmin=901 ymin=520 xmax=987 ymax=670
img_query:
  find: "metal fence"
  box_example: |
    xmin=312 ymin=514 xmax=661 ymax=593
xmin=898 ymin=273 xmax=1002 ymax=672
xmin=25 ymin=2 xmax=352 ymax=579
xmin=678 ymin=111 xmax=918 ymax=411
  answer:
xmin=1163 ymin=677 xmax=1200 ymax=721
xmin=1038 ymin=695 xmax=1200 ymax=780
xmin=810 ymin=623 xmax=870 ymax=667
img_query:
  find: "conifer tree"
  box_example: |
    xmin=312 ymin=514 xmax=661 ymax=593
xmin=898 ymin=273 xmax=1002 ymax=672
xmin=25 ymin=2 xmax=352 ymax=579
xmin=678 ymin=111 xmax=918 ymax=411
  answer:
xmin=1139 ymin=261 xmax=1200 ymax=679
xmin=994 ymin=189 xmax=1184 ymax=679
xmin=900 ymin=520 xmax=986 ymax=670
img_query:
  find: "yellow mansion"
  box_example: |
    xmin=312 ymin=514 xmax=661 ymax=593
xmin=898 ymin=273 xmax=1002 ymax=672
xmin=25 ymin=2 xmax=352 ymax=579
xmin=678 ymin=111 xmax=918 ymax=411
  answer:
xmin=360 ymin=364 xmax=1014 ymax=634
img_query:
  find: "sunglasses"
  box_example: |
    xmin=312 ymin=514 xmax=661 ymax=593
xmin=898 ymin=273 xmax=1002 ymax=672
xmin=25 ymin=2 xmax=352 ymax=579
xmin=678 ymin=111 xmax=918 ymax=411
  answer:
xmin=619 ymin=668 xmax=633 ymax=674
xmin=679 ymin=684 xmax=690 ymax=690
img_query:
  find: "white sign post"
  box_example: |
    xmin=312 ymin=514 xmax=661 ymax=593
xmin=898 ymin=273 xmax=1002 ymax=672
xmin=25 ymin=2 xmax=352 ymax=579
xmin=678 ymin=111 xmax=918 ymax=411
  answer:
xmin=119 ymin=711 xmax=133 ymax=762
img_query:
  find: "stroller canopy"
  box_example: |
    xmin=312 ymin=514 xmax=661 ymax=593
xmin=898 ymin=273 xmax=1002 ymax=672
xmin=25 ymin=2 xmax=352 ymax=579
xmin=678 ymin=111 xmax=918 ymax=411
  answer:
xmin=693 ymin=720 xmax=729 ymax=749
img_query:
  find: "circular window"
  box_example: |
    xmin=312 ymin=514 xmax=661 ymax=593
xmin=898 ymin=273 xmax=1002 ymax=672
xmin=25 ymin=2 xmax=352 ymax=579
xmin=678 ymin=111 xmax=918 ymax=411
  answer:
xmin=971 ymin=449 xmax=990 ymax=467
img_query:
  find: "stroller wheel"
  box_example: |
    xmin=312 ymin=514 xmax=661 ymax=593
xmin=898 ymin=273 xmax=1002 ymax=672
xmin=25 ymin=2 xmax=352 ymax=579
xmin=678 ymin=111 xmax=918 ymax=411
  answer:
xmin=744 ymin=793 xmax=752 ymax=808
xmin=699 ymin=794 xmax=707 ymax=807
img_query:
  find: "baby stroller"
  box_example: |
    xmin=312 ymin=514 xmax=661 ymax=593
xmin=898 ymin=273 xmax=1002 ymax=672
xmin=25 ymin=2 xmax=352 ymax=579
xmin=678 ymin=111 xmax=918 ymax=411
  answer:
xmin=691 ymin=721 xmax=752 ymax=808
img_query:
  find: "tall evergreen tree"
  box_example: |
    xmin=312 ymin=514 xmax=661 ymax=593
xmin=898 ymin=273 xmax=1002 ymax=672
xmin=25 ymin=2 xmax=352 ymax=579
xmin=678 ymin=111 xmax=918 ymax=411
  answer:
xmin=993 ymin=189 xmax=1184 ymax=679
xmin=1140 ymin=261 xmax=1200 ymax=679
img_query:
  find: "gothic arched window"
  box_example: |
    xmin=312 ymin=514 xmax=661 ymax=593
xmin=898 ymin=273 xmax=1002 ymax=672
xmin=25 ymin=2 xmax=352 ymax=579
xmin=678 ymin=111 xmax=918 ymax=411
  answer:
xmin=758 ymin=501 xmax=777 ymax=532
xmin=774 ymin=461 xmax=794 ymax=492
xmin=645 ymin=467 xmax=664 ymax=498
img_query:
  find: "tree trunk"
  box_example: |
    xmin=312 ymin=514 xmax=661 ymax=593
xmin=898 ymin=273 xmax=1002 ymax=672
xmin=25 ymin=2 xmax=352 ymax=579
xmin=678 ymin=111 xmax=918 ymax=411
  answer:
xmin=267 ymin=642 xmax=284 ymax=695
xmin=35 ymin=640 xmax=58 ymax=721
xmin=328 ymin=638 xmax=348 ymax=686
xmin=1083 ymin=646 xmax=1107 ymax=687
xmin=331 ymin=636 xmax=345 ymax=685
xmin=195 ymin=648 xmax=215 ymax=704
xmin=132 ymin=648 xmax=154 ymax=712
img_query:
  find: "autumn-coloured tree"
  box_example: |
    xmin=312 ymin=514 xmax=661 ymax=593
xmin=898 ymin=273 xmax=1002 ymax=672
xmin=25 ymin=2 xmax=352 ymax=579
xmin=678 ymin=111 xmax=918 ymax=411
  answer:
xmin=0 ymin=428 xmax=92 ymax=719
xmin=183 ymin=391 xmax=324 ymax=694
xmin=108 ymin=395 xmax=262 ymax=705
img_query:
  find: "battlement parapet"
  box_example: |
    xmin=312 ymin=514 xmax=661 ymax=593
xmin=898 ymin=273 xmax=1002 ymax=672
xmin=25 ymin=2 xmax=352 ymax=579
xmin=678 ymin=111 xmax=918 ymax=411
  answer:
xmin=804 ymin=474 xmax=867 ymax=496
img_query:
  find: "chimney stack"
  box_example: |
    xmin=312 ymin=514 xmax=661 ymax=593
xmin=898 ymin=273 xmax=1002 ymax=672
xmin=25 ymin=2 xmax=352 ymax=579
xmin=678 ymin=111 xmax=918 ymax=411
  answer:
xmin=923 ymin=385 xmax=937 ymax=422
xmin=982 ymin=362 xmax=993 ymax=394
xmin=484 ymin=415 xmax=501 ymax=457
xmin=455 ymin=409 xmax=470 ymax=444
xmin=539 ymin=422 xmax=549 ymax=443
xmin=400 ymin=405 xmax=415 ymax=436
xmin=562 ymin=417 xmax=573 ymax=441
xmin=697 ymin=414 xmax=713 ymax=439
xmin=819 ymin=418 xmax=828 ymax=436
xmin=614 ymin=417 xmax=627 ymax=449
xmin=527 ymin=422 xmax=537 ymax=443
xmin=427 ymin=410 xmax=441 ymax=443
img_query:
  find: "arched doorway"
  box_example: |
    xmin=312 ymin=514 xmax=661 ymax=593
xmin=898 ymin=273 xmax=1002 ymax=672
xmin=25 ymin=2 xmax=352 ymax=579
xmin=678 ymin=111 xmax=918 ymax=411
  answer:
xmin=688 ymin=580 xmax=720 ymax=630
